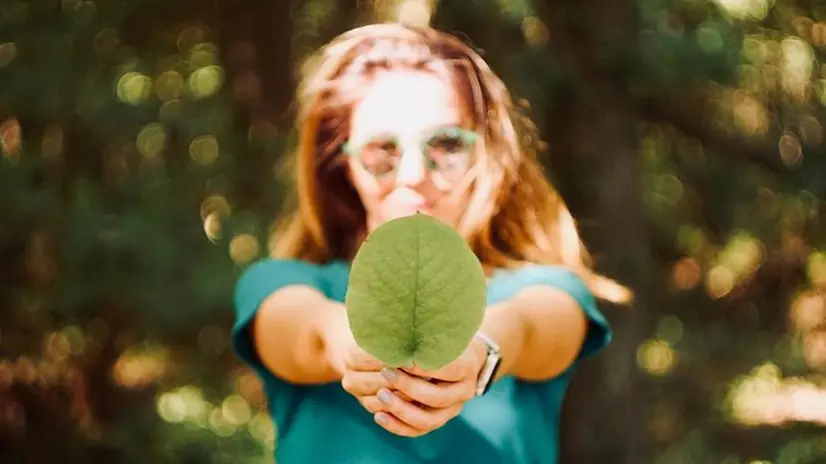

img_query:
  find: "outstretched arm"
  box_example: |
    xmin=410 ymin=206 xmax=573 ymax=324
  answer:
xmin=250 ymin=285 xmax=346 ymax=385
xmin=481 ymin=285 xmax=589 ymax=382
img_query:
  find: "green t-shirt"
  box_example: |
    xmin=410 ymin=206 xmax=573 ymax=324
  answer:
xmin=232 ymin=259 xmax=611 ymax=464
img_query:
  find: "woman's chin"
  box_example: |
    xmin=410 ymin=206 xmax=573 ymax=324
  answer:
xmin=385 ymin=207 xmax=430 ymax=221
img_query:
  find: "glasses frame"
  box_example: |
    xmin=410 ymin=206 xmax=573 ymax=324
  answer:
xmin=341 ymin=125 xmax=480 ymax=188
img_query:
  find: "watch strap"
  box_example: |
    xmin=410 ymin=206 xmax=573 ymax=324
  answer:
xmin=473 ymin=331 xmax=502 ymax=396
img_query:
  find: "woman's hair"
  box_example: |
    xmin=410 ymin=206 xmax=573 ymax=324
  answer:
xmin=270 ymin=22 xmax=631 ymax=304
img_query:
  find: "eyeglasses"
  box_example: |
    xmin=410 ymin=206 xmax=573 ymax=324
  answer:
xmin=342 ymin=126 xmax=479 ymax=189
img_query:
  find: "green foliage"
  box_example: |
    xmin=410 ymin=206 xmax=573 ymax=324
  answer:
xmin=345 ymin=213 xmax=487 ymax=371
xmin=2 ymin=0 xmax=826 ymax=462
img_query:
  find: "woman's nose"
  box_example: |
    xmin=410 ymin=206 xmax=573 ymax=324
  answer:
xmin=394 ymin=149 xmax=427 ymax=187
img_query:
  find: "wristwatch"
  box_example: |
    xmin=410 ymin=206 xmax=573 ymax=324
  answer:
xmin=473 ymin=331 xmax=502 ymax=396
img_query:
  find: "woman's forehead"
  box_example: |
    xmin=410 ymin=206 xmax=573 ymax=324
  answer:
xmin=349 ymin=70 xmax=463 ymax=140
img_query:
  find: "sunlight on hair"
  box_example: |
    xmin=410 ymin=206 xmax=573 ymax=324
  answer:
xmin=373 ymin=0 xmax=434 ymax=26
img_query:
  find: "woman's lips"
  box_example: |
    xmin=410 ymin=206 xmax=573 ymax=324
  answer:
xmin=385 ymin=189 xmax=431 ymax=217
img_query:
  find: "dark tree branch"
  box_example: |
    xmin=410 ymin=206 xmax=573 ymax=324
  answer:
xmin=638 ymin=93 xmax=790 ymax=174
xmin=535 ymin=0 xmax=790 ymax=177
xmin=215 ymin=0 xmax=295 ymax=213
xmin=217 ymin=0 xmax=294 ymax=129
xmin=431 ymin=0 xmax=527 ymax=75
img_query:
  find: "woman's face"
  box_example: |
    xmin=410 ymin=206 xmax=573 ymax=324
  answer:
xmin=345 ymin=70 xmax=477 ymax=233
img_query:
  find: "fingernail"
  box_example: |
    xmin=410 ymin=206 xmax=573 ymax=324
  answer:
xmin=378 ymin=389 xmax=393 ymax=404
xmin=381 ymin=367 xmax=397 ymax=382
xmin=376 ymin=412 xmax=389 ymax=424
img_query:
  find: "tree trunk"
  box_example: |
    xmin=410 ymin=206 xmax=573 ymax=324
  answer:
xmin=537 ymin=0 xmax=653 ymax=462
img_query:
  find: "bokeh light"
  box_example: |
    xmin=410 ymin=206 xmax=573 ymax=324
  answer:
xmin=2 ymin=0 xmax=826 ymax=462
xmin=638 ymin=339 xmax=677 ymax=376
xmin=727 ymin=363 xmax=826 ymax=427
xmin=116 ymin=72 xmax=153 ymax=105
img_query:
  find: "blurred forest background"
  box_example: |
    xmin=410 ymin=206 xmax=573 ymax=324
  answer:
xmin=1 ymin=0 xmax=825 ymax=462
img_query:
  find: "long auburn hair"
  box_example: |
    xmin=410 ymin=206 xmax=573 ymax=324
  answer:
xmin=270 ymin=23 xmax=631 ymax=304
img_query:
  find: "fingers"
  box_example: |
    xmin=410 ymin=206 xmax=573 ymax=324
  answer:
xmin=362 ymin=391 xmax=463 ymax=438
xmin=377 ymin=388 xmax=461 ymax=432
xmin=375 ymin=411 xmax=423 ymax=437
xmin=382 ymin=367 xmax=475 ymax=409
xmin=357 ymin=395 xmax=431 ymax=436
xmin=404 ymin=363 xmax=467 ymax=382
xmin=338 ymin=346 xmax=477 ymax=439
xmin=341 ymin=371 xmax=417 ymax=404
xmin=406 ymin=342 xmax=485 ymax=382
xmin=344 ymin=345 xmax=385 ymax=372
xmin=358 ymin=395 xmax=384 ymax=414
xmin=341 ymin=371 xmax=387 ymax=396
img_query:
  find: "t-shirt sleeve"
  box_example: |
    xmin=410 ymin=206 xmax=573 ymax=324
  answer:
xmin=510 ymin=265 xmax=612 ymax=364
xmin=231 ymin=258 xmax=325 ymax=428
xmin=232 ymin=258 xmax=325 ymax=371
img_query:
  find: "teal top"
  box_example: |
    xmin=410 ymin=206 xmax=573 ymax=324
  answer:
xmin=231 ymin=259 xmax=612 ymax=464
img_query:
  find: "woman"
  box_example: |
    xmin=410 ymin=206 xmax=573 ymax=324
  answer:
xmin=232 ymin=22 xmax=631 ymax=463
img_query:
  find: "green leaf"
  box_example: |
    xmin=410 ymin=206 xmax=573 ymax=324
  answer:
xmin=345 ymin=213 xmax=488 ymax=371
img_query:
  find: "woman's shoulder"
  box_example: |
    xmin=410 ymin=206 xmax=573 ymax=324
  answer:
xmin=239 ymin=257 xmax=349 ymax=277
xmin=235 ymin=257 xmax=351 ymax=301
xmin=488 ymin=264 xmax=593 ymax=299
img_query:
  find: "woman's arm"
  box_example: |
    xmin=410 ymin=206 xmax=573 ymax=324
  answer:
xmin=250 ymin=284 xmax=348 ymax=385
xmin=248 ymin=267 xmax=589 ymax=393
xmin=480 ymin=285 xmax=589 ymax=382
xmin=370 ymin=284 xmax=593 ymax=437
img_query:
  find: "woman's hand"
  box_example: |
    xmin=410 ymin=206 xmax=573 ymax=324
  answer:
xmin=318 ymin=309 xmax=408 ymax=412
xmin=320 ymin=310 xmax=488 ymax=437
xmin=319 ymin=307 xmax=374 ymax=376
xmin=363 ymin=339 xmax=488 ymax=437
